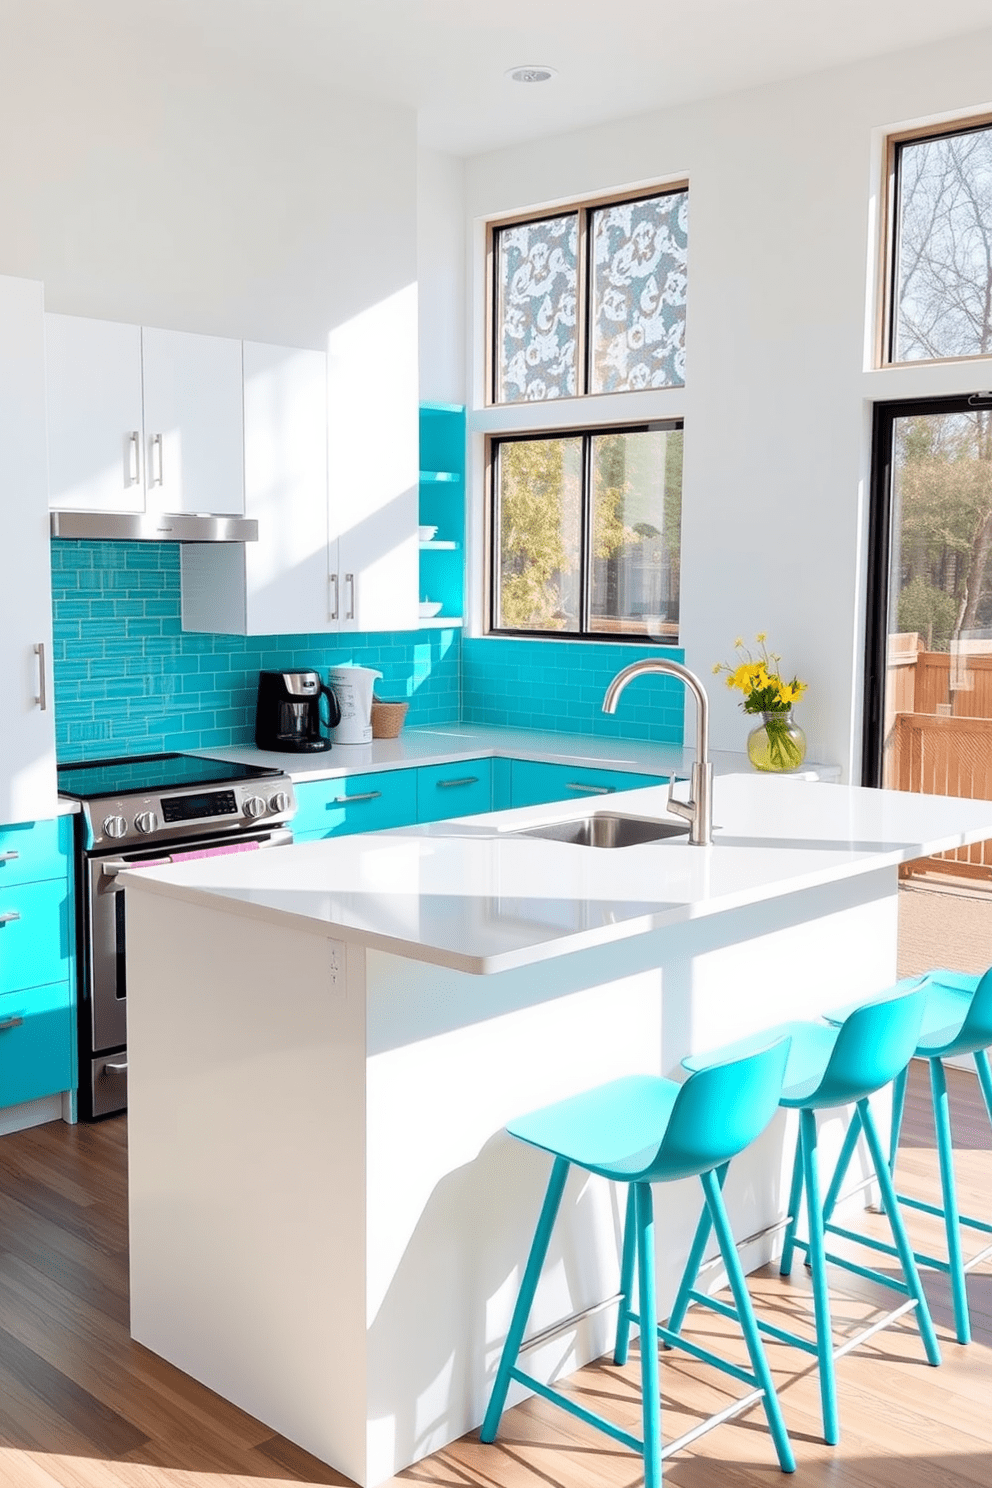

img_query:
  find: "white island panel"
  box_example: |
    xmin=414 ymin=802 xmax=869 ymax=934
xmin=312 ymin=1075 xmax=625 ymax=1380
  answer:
xmin=122 ymin=769 xmax=929 ymax=1485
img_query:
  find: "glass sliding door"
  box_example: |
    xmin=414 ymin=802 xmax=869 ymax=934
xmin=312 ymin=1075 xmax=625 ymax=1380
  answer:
xmin=866 ymin=395 xmax=992 ymax=877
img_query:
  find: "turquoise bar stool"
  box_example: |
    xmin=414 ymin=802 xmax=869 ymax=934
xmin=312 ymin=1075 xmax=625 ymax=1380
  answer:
xmin=481 ymin=1040 xmax=797 ymax=1488
xmin=667 ymin=988 xmax=940 ymax=1447
xmin=822 ymin=967 xmax=992 ymax=1345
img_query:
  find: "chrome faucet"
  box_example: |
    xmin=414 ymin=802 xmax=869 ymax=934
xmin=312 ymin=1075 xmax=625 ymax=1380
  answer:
xmin=602 ymin=658 xmax=713 ymax=845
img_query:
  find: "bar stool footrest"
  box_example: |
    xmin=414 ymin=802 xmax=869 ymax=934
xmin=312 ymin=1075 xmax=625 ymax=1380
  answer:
xmin=898 ymin=1191 xmax=992 ymax=1237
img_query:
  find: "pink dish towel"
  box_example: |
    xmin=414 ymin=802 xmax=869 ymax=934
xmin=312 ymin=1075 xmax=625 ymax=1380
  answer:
xmin=169 ymin=841 xmax=263 ymax=864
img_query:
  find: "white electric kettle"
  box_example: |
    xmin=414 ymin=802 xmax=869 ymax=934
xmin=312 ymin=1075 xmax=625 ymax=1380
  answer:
xmin=328 ymin=665 xmax=382 ymax=745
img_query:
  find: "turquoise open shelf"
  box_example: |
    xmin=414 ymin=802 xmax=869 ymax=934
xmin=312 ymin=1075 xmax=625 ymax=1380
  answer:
xmin=419 ymin=405 xmax=465 ymax=625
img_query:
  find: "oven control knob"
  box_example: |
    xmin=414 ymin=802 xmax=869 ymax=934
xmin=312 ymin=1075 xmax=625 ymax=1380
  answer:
xmin=103 ymin=815 xmax=128 ymax=839
xmin=243 ymin=795 xmax=266 ymax=819
xmin=134 ymin=810 xmax=159 ymax=835
xmin=269 ymin=791 xmax=291 ymax=814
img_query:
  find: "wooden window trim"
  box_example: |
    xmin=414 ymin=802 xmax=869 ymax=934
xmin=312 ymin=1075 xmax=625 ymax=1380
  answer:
xmin=485 ymin=180 xmax=689 ymax=407
xmin=879 ymin=112 xmax=992 ymax=370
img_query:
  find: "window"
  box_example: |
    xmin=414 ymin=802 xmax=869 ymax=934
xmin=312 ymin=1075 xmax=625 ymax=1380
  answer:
xmin=888 ymin=119 xmax=992 ymax=364
xmin=490 ymin=422 xmax=683 ymax=640
xmin=491 ymin=186 xmax=689 ymax=403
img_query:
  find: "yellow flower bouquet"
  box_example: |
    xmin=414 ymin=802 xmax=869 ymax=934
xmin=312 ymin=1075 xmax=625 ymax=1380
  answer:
xmin=714 ymin=635 xmax=808 ymax=771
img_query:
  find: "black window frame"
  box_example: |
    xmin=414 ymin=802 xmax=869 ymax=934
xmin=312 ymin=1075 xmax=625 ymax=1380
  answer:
xmin=488 ymin=182 xmax=689 ymax=406
xmin=862 ymin=392 xmax=992 ymax=785
xmin=487 ymin=419 xmax=684 ymax=645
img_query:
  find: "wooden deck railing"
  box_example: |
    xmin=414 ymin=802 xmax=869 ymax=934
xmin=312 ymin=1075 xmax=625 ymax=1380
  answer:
xmin=891 ymin=711 xmax=992 ymax=879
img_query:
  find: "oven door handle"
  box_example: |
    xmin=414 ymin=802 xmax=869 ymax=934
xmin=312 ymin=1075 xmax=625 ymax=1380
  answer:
xmin=101 ymin=857 xmax=171 ymax=880
xmin=99 ymin=829 xmax=294 ymax=880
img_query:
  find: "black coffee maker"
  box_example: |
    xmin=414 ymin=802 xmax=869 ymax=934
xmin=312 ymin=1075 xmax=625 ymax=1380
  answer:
xmin=255 ymin=670 xmax=341 ymax=752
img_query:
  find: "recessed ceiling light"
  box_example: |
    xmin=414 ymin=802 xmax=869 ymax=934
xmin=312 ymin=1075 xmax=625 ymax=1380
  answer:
xmin=506 ymin=65 xmax=557 ymax=84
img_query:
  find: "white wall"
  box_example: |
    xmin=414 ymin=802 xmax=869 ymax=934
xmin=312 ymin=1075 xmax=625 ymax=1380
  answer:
xmin=0 ymin=7 xmax=417 ymax=347
xmin=463 ymin=27 xmax=992 ymax=778
xmin=418 ymin=149 xmax=466 ymax=403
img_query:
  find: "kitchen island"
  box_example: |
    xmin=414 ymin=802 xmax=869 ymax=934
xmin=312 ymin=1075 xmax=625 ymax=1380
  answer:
xmin=122 ymin=774 xmax=992 ymax=1486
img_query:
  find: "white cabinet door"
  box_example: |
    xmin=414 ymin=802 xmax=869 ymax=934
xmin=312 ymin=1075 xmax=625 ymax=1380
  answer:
xmin=0 ymin=278 xmax=57 ymax=824
xmin=45 ymin=314 xmax=144 ymax=512
xmin=181 ymin=343 xmax=333 ymax=635
xmin=141 ymin=328 xmax=244 ymax=516
xmin=328 ymin=284 xmax=419 ymax=632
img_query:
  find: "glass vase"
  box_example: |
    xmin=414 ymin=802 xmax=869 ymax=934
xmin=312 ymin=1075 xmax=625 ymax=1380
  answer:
xmin=747 ymin=710 xmax=807 ymax=773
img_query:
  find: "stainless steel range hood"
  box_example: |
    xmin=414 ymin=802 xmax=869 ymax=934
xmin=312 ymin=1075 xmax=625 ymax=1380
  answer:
xmin=50 ymin=510 xmax=259 ymax=542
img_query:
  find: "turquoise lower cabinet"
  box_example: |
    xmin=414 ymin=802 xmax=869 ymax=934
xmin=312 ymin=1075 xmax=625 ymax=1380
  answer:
xmin=0 ymin=981 xmax=72 ymax=1109
xmin=292 ymin=769 xmax=419 ymax=842
xmin=508 ymin=759 xmax=667 ymax=809
xmin=0 ymin=876 xmax=72 ymax=994
xmin=0 ymin=817 xmax=68 ymax=888
xmin=417 ymin=759 xmax=492 ymax=823
xmin=0 ymin=814 xmax=75 ymax=1113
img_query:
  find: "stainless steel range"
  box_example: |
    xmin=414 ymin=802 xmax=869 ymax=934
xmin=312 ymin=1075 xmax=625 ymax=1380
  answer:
xmin=57 ymin=752 xmax=297 ymax=1118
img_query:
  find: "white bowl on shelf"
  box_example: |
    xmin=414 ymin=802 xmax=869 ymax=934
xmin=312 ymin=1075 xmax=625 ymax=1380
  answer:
xmin=419 ymin=600 xmax=443 ymax=618
xmin=418 ymin=524 xmax=438 ymax=543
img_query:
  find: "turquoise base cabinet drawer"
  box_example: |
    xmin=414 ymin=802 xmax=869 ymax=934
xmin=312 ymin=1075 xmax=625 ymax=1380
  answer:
xmin=0 ymin=981 xmax=72 ymax=1109
xmin=0 ymin=875 xmax=72 ymax=994
xmin=293 ymin=769 xmax=419 ymax=841
xmin=0 ymin=818 xmax=68 ymax=887
xmin=417 ymin=759 xmax=492 ymax=823
xmin=509 ymin=760 xmax=667 ymax=809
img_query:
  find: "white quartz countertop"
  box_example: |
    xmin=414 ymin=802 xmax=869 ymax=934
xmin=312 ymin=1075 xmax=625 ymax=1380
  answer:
xmin=198 ymin=723 xmax=840 ymax=783
xmin=121 ymin=774 xmax=992 ymax=974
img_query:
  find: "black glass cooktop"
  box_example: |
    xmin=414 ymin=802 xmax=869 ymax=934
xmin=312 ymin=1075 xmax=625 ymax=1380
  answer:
xmin=57 ymin=752 xmax=279 ymax=801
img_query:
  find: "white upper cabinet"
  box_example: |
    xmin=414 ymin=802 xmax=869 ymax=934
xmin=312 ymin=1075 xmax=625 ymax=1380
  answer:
xmin=328 ymin=284 xmax=419 ymax=633
xmin=0 ymin=277 xmax=57 ymax=825
xmin=181 ymin=342 xmax=331 ymax=635
xmin=142 ymin=328 xmax=244 ymax=516
xmin=45 ymin=315 xmax=144 ymax=512
xmin=45 ymin=314 xmax=244 ymax=516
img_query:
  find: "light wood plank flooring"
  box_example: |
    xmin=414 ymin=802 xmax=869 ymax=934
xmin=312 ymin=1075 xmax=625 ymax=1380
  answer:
xmin=0 ymin=1062 xmax=989 ymax=1488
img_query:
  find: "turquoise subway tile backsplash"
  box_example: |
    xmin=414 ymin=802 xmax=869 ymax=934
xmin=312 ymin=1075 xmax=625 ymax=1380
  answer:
xmin=461 ymin=637 xmax=685 ymax=742
xmin=51 ymin=541 xmax=461 ymax=761
xmin=50 ymin=542 xmax=684 ymax=760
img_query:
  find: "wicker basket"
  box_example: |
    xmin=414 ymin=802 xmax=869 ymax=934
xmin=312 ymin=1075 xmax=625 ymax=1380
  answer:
xmin=371 ymin=697 xmax=409 ymax=739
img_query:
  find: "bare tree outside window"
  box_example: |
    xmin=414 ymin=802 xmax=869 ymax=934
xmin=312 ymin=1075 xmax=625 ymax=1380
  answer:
xmin=894 ymin=125 xmax=992 ymax=363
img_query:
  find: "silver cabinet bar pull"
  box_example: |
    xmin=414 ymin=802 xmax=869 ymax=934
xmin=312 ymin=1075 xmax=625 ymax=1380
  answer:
xmin=126 ymin=429 xmax=141 ymax=486
xmin=329 ymin=572 xmax=339 ymax=621
xmin=0 ymin=911 xmax=21 ymax=924
xmin=566 ymin=781 xmax=614 ymax=795
xmin=332 ymin=790 xmax=381 ymax=805
xmin=0 ymin=851 xmax=19 ymax=862
xmin=0 ymin=1016 xmax=24 ymax=1032
xmin=345 ymin=572 xmax=355 ymax=621
xmin=34 ymin=643 xmax=47 ymax=710
xmin=150 ymin=432 xmax=164 ymax=486
xmin=437 ymin=776 xmax=479 ymax=789
xmin=103 ymin=1059 xmax=128 ymax=1075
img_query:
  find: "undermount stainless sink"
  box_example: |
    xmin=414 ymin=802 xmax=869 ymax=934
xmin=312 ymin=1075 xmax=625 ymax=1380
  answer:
xmin=509 ymin=813 xmax=690 ymax=849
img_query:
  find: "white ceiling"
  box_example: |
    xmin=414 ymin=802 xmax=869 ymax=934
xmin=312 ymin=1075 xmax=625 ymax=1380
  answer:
xmin=17 ymin=0 xmax=992 ymax=156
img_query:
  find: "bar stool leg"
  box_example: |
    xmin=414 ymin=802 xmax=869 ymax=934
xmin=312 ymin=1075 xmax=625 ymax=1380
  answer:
xmin=665 ymin=1162 xmax=724 ymax=1338
xmin=779 ymin=1127 xmax=806 ymax=1279
xmin=889 ymin=1064 xmax=909 ymax=1180
xmin=700 ymin=1167 xmax=796 ymax=1472
xmin=975 ymin=1048 xmax=992 ymax=1124
xmin=635 ymin=1181 xmax=663 ymax=1488
xmin=614 ymin=1184 xmax=637 ymax=1366
xmin=858 ymin=1098 xmax=941 ymax=1367
xmin=822 ymin=1104 xmax=863 ymax=1224
xmin=798 ymin=1107 xmax=840 ymax=1445
xmin=929 ymin=1058 xmax=970 ymax=1344
xmin=481 ymin=1156 xmax=570 ymax=1443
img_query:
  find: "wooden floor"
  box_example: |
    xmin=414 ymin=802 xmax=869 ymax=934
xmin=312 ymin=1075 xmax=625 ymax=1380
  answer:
xmin=0 ymin=1063 xmax=989 ymax=1488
